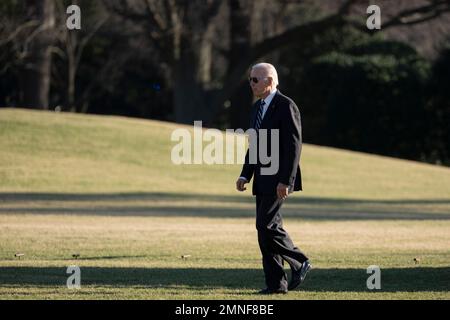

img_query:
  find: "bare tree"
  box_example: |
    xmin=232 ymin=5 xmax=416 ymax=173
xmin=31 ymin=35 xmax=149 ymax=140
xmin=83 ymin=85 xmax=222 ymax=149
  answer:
xmin=53 ymin=0 xmax=109 ymax=112
xmin=22 ymin=0 xmax=55 ymax=109
xmin=1 ymin=0 xmax=111 ymax=112
xmin=92 ymin=0 xmax=450 ymax=124
xmin=103 ymin=0 xmax=225 ymax=123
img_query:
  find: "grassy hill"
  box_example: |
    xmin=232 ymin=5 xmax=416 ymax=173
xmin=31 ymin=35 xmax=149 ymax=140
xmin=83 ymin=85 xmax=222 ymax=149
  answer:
xmin=0 ymin=108 xmax=449 ymax=299
xmin=1 ymin=108 xmax=450 ymax=199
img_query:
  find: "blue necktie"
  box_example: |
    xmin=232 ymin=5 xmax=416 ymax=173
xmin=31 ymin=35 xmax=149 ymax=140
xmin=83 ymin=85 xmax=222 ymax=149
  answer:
xmin=254 ymin=100 xmax=265 ymax=130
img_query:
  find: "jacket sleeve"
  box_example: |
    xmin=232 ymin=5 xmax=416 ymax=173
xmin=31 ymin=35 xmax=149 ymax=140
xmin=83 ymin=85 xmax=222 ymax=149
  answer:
xmin=240 ymin=146 xmax=255 ymax=182
xmin=279 ymin=101 xmax=302 ymax=186
xmin=239 ymin=103 xmax=258 ymax=181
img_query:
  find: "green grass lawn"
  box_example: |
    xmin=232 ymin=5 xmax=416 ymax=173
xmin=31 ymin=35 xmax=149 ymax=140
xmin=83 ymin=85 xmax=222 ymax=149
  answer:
xmin=0 ymin=108 xmax=449 ymax=299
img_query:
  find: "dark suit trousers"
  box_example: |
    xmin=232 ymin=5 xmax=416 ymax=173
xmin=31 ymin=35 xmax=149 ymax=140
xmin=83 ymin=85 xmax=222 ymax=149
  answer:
xmin=256 ymin=195 xmax=309 ymax=290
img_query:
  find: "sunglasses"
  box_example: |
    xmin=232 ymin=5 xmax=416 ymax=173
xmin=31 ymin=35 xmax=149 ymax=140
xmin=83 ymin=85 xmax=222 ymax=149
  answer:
xmin=248 ymin=77 xmax=268 ymax=84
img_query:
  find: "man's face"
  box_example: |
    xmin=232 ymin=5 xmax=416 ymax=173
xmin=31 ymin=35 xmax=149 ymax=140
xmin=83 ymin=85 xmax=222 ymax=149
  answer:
xmin=249 ymin=68 xmax=272 ymax=99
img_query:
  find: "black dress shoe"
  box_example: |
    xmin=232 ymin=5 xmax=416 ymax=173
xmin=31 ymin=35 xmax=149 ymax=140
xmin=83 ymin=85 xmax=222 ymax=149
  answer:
xmin=288 ymin=260 xmax=312 ymax=290
xmin=258 ymin=287 xmax=288 ymax=295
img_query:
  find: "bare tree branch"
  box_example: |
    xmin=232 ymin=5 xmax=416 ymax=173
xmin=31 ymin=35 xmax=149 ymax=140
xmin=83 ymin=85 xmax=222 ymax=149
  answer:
xmin=144 ymin=0 xmax=167 ymax=31
xmin=75 ymin=51 xmax=131 ymax=111
xmin=75 ymin=16 xmax=109 ymax=69
xmin=383 ymin=0 xmax=450 ymax=29
xmin=203 ymin=0 xmax=224 ymax=25
xmin=102 ymin=0 xmax=150 ymax=23
xmin=338 ymin=0 xmax=361 ymax=15
xmin=0 ymin=20 xmax=40 ymax=46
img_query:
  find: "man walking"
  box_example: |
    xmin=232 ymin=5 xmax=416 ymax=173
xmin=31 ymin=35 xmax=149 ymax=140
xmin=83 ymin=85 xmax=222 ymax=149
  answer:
xmin=236 ymin=63 xmax=311 ymax=294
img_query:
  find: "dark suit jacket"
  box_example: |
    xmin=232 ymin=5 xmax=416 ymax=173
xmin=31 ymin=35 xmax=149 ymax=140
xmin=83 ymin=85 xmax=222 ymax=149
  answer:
xmin=240 ymin=90 xmax=302 ymax=196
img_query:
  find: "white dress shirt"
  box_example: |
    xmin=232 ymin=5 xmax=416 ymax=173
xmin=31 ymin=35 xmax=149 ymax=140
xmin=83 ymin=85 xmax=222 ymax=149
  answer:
xmin=259 ymin=88 xmax=277 ymax=119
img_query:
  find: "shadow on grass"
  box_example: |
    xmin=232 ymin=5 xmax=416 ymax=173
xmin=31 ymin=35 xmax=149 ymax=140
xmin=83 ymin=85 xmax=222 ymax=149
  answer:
xmin=2 ymin=192 xmax=450 ymax=205
xmin=62 ymin=255 xmax=149 ymax=261
xmin=1 ymin=192 xmax=450 ymax=220
xmin=0 ymin=266 xmax=449 ymax=293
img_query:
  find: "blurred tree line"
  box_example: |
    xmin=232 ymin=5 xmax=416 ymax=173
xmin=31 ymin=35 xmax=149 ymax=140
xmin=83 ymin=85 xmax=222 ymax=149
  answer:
xmin=0 ymin=0 xmax=449 ymax=165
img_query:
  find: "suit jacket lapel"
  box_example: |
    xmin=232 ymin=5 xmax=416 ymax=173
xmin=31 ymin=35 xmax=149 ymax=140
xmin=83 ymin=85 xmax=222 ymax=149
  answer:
xmin=260 ymin=90 xmax=279 ymax=128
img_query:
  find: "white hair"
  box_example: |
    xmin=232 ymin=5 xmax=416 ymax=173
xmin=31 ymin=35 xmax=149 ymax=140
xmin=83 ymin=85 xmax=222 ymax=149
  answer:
xmin=251 ymin=62 xmax=279 ymax=88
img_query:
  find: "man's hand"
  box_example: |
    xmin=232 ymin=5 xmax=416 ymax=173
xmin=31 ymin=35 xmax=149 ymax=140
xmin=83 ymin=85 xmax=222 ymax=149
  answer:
xmin=236 ymin=177 xmax=248 ymax=192
xmin=277 ymin=183 xmax=289 ymax=200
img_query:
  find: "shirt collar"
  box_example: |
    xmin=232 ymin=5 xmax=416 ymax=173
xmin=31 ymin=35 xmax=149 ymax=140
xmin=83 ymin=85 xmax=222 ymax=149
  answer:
xmin=261 ymin=88 xmax=277 ymax=107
